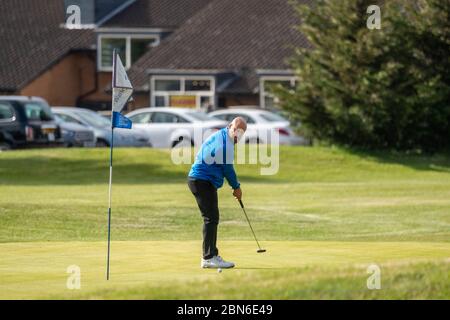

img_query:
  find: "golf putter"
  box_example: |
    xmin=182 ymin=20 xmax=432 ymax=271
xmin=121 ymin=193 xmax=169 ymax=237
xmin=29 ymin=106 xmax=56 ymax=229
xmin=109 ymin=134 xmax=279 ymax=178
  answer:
xmin=238 ymin=199 xmax=266 ymax=253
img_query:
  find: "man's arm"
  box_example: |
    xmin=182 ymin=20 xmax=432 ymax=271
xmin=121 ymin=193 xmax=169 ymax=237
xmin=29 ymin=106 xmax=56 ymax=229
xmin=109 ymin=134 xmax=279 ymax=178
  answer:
xmin=223 ymin=164 xmax=242 ymax=200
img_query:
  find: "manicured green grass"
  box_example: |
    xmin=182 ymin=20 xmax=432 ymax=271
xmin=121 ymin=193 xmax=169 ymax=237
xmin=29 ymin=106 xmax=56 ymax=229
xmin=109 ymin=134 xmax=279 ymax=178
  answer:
xmin=0 ymin=241 xmax=448 ymax=299
xmin=0 ymin=147 xmax=449 ymax=299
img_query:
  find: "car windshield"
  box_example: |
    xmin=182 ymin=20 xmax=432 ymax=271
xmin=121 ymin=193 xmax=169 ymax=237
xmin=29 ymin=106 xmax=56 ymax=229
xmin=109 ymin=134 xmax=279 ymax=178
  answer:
xmin=24 ymin=102 xmax=54 ymax=121
xmin=75 ymin=110 xmax=111 ymax=128
xmin=187 ymin=111 xmax=215 ymax=121
xmin=258 ymin=112 xmax=287 ymax=122
xmin=53 ymin=114 xmax=63 ymax=122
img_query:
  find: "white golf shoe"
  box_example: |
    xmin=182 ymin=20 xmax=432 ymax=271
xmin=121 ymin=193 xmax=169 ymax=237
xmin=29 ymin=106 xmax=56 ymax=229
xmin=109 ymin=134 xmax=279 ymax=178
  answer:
xmin=201 ymin=256 xmax=235 ymax=269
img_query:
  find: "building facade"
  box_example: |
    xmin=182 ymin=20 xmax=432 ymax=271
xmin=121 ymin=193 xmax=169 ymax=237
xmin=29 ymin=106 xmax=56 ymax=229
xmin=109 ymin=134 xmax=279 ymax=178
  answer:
xmin=0 ymin=0 xmax=312 ymax=111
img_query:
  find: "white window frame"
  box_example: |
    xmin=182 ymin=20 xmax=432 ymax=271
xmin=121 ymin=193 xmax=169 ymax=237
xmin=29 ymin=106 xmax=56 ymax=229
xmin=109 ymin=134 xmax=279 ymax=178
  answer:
xmin=150 ymin=76 xmax=215 ymax=108
xmin=97 ymin=34 xmax=160 ymax=71
xmin=259 ymin=76 xmax=297 ymax=109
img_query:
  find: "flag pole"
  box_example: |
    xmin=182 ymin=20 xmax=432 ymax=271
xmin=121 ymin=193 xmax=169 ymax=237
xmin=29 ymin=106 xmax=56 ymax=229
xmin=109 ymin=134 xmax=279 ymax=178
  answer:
xmin=106 ymin=50 xmax=133 ymax=280
xmin=106 ymin=126 xmax=114 ymax=280
xmin=106 ymin=50 xmax=117 ymax=280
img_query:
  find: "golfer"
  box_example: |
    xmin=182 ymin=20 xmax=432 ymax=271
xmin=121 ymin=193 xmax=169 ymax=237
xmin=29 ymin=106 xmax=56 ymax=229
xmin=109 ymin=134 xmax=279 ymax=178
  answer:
xmin=188 ymin=117 xmax=247 ymax=269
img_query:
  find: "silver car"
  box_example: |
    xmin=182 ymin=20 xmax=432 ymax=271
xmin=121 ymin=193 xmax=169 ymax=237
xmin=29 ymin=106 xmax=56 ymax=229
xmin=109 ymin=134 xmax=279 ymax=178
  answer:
xmin=126 ymin=107 xmax=226 ymax=148
xmin=52 ymin=107 xmax=151 ymax=147
xmin=53 ymin=114 xmax=95 ymax=147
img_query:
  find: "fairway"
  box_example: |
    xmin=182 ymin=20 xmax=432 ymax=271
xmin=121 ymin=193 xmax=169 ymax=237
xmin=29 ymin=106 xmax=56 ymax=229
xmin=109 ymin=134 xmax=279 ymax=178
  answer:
xmin=0 ymin=147 xmax=449 ymax=299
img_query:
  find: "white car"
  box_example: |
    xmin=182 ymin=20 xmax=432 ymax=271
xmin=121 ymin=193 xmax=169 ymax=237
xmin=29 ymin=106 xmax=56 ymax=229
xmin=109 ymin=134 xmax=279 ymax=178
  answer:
xmin=126 ymin=107 xmax=227 ymax=148
xmin=209 ymin=107 xmax=307 ymax=145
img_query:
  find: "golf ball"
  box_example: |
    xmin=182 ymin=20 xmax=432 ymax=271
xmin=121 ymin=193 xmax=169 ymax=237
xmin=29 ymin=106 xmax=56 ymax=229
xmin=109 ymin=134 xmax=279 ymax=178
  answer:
xmin=218 ymin=268 xmax=222 ymax=273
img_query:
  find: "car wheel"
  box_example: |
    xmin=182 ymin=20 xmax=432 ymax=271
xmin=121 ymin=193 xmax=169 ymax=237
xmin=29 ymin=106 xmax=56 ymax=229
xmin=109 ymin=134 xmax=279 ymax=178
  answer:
xmin=0 ymin=142 xmax=12 ymax=151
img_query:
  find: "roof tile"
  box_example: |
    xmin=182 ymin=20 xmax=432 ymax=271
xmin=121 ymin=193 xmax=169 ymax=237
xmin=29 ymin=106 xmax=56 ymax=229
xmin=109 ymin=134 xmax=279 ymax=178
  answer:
xmin=129 ymin=0 xmax=313 ymax=90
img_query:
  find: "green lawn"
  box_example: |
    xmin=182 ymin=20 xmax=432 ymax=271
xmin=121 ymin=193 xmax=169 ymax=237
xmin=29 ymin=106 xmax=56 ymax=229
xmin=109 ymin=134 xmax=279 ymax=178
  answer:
xmin=0 ymin=147 xmax=449 ymax=299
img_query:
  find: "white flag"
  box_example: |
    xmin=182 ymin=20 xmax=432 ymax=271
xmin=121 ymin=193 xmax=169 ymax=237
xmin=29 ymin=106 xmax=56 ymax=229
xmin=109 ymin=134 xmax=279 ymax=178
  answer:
xmin=112 ymin=52 xmax=133 ymax=113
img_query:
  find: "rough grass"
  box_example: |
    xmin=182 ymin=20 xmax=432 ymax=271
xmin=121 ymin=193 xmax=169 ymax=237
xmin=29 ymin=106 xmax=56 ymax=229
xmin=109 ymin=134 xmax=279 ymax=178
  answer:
xmin=0 ymin=147 xmax=449 ymax=299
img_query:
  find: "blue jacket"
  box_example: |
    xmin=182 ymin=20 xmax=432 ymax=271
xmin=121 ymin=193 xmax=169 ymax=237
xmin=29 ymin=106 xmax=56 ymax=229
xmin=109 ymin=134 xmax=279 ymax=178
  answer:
xmin=188 ymin=128 xmax=240 ymax=189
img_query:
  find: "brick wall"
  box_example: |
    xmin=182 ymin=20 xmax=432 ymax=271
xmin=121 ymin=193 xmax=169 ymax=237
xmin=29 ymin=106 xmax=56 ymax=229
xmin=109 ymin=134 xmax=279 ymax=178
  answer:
xmin=20 ymin=52 xmax=96 ymax=106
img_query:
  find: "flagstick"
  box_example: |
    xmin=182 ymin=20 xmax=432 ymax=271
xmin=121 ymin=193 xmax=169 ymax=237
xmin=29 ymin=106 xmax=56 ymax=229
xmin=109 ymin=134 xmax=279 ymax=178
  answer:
xmin=107 ymin=50 xmax=117 ymax=281
xmin=106 ymin=124 xmax=114 ymax=280
xmin=107 ymin=49 xmax=133 ymax=280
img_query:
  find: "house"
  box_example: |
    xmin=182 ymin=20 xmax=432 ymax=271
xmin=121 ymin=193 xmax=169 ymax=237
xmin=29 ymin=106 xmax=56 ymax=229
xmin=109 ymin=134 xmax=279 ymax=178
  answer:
xmin=0 ymin=0 xmax=311 ymax=111
xmin=128 ymin=0 xmax=312 ymax=109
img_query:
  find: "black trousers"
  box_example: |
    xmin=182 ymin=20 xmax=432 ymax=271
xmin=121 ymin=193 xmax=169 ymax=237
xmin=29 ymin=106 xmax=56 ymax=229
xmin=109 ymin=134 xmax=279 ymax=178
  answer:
xmin=188 ymin=178 xmax=219 ymax=259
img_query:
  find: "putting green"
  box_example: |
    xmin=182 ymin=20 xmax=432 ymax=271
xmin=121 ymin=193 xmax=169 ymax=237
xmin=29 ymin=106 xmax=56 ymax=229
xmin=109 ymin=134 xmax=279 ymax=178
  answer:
xmin=0 ymin=240 xmax=448 ymax=299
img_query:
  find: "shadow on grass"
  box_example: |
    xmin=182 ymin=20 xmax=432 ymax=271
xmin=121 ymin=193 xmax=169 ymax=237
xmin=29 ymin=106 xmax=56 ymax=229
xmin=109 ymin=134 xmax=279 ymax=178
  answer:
xmin=344 ymin=147 xmax=450 ymax=173
xmin=234 ymin=267 xmax=282 ymax=270
xmin=0 ymin=156 xmax=279 ymax=186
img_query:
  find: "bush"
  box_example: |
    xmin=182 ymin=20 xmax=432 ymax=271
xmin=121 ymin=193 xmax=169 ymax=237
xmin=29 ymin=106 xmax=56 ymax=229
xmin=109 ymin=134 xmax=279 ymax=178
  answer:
xmin=275 ymin=0 xmax=450 ymax=152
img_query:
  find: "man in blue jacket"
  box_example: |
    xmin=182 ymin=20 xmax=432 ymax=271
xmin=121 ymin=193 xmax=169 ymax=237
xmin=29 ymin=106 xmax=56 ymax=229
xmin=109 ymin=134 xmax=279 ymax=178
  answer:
xmin=188 ymin=117 xmax=247 ymax=269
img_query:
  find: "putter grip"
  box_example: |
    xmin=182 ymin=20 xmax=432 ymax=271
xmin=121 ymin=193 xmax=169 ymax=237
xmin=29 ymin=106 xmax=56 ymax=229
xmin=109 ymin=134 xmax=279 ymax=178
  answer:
xmin=238 ymin=199 xmax=244 ymax=209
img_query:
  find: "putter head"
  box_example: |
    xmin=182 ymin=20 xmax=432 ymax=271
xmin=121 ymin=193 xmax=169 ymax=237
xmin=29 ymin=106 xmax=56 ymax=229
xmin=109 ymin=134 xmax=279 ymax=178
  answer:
xmin=257 ymin=249 xmax=266 ymax=253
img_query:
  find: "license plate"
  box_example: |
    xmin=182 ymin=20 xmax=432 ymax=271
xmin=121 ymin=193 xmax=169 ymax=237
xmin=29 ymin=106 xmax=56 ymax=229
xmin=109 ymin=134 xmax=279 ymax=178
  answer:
xmin=48 ymin=133 xmax=55 ymax=141
xmin=41 ymin=124 xmax=56 ymax=134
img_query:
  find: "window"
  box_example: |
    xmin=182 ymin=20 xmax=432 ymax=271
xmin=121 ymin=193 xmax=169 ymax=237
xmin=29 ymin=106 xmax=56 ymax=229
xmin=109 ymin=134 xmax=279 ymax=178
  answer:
xmin=177 ymin=116 xmax=190 ymax=123
xmin=238 ymin=114 xmax=256 ymax=124
xmin=0 ymin=103 xmax=14 ymax=120
xmin=260 ymin=77 xmax=296 ymax=109
xmin=56 ymin=113 xmax=82 ymax=124
xmin=187 ymin=111 xmax=215 ymax=122
xmin=75 ymin=110 xmax=110 ymax=128
xmin=131 ymin=38 xmax=154 ymax=64
xmin=101 ymin=38 xmax=126 ymax=69
xmin=155 ymin=80 xmax=181 ymax=91
xmin=129 ymin=112 xmax=151 ymax=124
xmin=258 ymin=112 xmax=287 ymax=122
xmin=186 ymin=80 xmax=211 ymax=91
xmin=24 ymin=102 xmax=53 ymax=121
xmin=98 ymin=35 xmax=158 ymax=70
xmin=152 ymin=112 xmax=181 ymax=123
xmin=264 ymin=80 xmax=293 ymax=92
xmin=221 ymin=113 xmax=255 ymax=124
xmin=154 ymin=96 xmax=166 ymax=107
xmin=212 ymin=114 xmax=228 ymax=121
xmin=151 ymin=77 xmax=215 ymax=109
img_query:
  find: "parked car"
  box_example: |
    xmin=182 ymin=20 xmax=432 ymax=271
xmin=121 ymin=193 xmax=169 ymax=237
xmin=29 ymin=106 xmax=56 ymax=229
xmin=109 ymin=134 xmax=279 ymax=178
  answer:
xmin=126 ymin=107 xmax=227 ymax=148
xmin=51 ymin=107 xmax=151 ymax=147
xmin=0 ymin=96 xmax=63 ymax=150
xmin=53 ymin=114 xmax=95 ymax=148
xmin=97 ymin=110 xmax=112 ymax=120
xmin=209 ymin=107 xmax=308 ymax=145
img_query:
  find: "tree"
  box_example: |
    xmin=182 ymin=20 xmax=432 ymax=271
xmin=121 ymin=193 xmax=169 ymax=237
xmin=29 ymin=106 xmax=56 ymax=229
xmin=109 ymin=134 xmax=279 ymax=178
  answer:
xmin=275 ymin=0 xmax=450 ymax=151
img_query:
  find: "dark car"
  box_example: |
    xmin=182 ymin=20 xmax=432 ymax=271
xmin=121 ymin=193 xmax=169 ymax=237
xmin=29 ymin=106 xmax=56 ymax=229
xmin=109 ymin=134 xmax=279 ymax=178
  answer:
xmin=0 ymin=96 xmax=63 ymax=149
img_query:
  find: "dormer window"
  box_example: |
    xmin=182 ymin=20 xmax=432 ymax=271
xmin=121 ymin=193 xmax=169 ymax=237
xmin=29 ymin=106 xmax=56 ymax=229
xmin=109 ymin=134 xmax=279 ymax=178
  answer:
xmin=98 ymin=35 xmax=159 ymax=71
